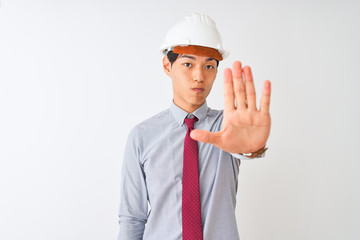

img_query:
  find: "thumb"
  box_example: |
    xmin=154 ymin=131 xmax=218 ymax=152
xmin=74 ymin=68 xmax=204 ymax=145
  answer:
xmin=190 ymin=129 xmax=221 ymax=145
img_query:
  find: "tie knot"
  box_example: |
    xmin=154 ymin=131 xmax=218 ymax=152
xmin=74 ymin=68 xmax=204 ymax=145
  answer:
xmin=184 ymin=115 xmax=198 ymax=129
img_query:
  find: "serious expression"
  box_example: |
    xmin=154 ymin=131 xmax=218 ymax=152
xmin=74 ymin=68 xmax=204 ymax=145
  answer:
xmin=164 ymin=54 xmax=218 ymax=113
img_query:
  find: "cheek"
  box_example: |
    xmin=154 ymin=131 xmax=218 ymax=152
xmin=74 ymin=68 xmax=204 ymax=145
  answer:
xmin=172 ymin=74 xmax=188 ymax=93
xmin=206 ymin=74 xmax=216 ymax=88
xmin=174 ymin=71 xmax=191 ymax=86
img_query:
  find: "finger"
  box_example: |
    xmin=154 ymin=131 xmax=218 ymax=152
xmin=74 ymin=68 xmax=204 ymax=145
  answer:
xmin=190 ymin=129 xmax=222 ymax=145
xmin=232 ymin=61 xmax=247 ymax=110
xmin=223 ymin=68 xmax=235 ymax=112
xmin=260 ymin=80 xmax=271 ymax=114
xmin=243 ymin=66 xmax=257 ymax=111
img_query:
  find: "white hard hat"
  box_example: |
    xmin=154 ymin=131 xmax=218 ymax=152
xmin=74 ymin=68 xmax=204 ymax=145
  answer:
xmin=159 ymin=13 xmax=229 ymax=60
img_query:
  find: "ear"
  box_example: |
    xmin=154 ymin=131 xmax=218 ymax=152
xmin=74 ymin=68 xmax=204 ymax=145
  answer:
xmin=163 ymin=56 xmax=171 ymax=77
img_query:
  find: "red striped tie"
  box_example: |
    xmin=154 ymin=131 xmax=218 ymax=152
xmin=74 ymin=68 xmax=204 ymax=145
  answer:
xmin=182 ymin=116 xmax=203 ymax=240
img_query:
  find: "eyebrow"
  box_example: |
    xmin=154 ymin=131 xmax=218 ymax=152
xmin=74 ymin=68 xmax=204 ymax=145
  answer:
xmin=180 ymin=54 xmax=216 ymax=62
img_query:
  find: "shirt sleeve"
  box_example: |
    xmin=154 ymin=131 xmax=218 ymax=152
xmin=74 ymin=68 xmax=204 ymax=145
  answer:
xmin=118 ymin=128 xmax=149 ymax=240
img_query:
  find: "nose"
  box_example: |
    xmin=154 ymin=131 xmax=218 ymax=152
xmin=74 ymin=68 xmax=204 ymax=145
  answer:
xmin=192 ymin=66 xmax=205 ymax=82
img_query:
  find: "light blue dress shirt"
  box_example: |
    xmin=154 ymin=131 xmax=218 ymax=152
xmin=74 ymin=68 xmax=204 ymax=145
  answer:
xmin=118 ymin=101 xmax=264 ymax=240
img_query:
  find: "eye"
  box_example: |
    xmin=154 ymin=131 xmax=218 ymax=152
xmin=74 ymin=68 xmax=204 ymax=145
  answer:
xmin=184 ymin=62 xmax=192 ymax=67
xmin=205 ymin=65 xmax=214 ymax=70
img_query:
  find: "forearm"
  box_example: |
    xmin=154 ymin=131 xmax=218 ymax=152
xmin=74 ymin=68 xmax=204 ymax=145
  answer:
xmin=118 ymin=215 xmax=146 ymax=240
xmin=118 ymin=127 xmax=149 ymax=240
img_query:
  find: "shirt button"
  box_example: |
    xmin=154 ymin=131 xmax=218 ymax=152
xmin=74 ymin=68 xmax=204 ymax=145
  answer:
xmin=188 ymin=114 xmax=194 ymax=119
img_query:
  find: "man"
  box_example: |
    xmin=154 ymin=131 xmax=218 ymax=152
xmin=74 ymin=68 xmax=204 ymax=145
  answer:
xmin=118 ymin=13 xmax=271 ymax=240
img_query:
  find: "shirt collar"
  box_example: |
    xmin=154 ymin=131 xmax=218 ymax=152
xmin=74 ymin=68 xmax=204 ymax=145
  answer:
xmin=170 ymin=100 xmax=208 ymax=126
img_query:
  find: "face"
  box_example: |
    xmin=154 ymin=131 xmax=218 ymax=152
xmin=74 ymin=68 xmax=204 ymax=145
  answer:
xmin=163 ymin=54 xmax=218 ymax=113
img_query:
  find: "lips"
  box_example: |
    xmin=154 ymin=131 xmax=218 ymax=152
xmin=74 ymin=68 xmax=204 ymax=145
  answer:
xmin=192 ymin=87 xmax=204 ymax=93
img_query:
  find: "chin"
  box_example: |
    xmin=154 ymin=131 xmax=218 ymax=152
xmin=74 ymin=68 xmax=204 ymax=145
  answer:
xmin=190 ymin=99 xmax=206 ymax=107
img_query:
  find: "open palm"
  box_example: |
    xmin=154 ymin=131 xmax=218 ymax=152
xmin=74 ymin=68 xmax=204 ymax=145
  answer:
xmin=191 ymin=61 xmax=271 ymax=154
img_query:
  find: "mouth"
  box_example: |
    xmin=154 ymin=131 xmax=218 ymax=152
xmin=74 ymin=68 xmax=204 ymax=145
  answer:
xmin=192 ymin=88 xmax=204 ymax=93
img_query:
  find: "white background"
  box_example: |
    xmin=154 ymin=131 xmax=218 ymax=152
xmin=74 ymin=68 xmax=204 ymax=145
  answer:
xmin=1 ymin=0 xmax=359 ymax=239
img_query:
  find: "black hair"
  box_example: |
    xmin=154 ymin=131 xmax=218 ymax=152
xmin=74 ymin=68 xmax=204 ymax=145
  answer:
xmin=166 ymin=50 xmax=219 ymax=67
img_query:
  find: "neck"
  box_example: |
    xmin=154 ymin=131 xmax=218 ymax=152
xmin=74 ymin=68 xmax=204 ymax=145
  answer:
xmin=173 ymin=99 xmax=204 ymax=113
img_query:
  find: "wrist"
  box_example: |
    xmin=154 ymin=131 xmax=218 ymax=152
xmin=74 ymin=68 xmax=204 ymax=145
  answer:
xmin=239 ymin=146 xmax=268 ymax=158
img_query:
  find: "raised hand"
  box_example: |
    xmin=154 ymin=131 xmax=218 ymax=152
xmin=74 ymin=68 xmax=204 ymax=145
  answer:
xmin=190 ymin=61 xmax=271 ymax=154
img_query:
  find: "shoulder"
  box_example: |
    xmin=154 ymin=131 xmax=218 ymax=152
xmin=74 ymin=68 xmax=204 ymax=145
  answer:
xmin=199 ymin=107 xmax=224 ymax=131
xmin=128 ymin=108 xmax=172 ymax=138
xmin=206 ymin=107 xmax=224 ymax=123
xmin=137 ymin=108 xmax=172 ymax=129
xmin=207 ymin=107 xmax=223 ymax=118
